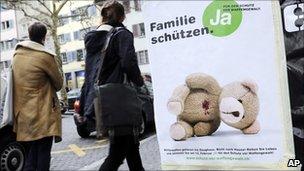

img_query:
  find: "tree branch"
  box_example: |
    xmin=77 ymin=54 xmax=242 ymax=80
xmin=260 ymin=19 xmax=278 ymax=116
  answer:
xmin=18 ymin=1 xmax=51 ymax=17
xmin=20 ymin=8 xmax=52 ymax=29
xmin=55 ymin=0 xmax=68 ymax=15
xmin=37 ymin=0 xmax=53 ymax=14
xmin=59 ymin=5 xmax=90 ymax=19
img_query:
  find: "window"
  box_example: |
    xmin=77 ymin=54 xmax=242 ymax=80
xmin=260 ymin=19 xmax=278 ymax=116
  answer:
xmin=0 ymin=42 xmax=4 ymax=51
xmin=58 ymin=35 xmax=64 ymax=44
xmin=0 ymin=3 xmax=7 ymax=11
xmin=67 ymin=51 xmax=77 ymax=63
xmin=71 ymin=10 xmax=80 ymax=21
xmin=58 ymin=33 xmax=71 ymax=44
xmin=1 ymin=20 xmax=13 ymax=30
xmin=73 ymin=31 xmax=81 ymax=40
xmin=61 ymin=52 xmax=67 ymax=64
xmin=78 ymin=6 xmax=88 ymax=17
xmin=4 ymin=41 xmax=9 ymax=50
xmin=136 ymin=50 xmax=149 ymax=65
xmin=76 ymin=49 xmax=84 ymax=61
xmin=79 ymin=27 xmax=91 ymax=40
xmin=8 ymin=41 xmax=13 ymax=49
xmin=123 ymin=1 xmax=131 ymax=13
xmin=0 ymin=40 xmax=15 ymax=51
xmin=83 ymin=49 xmax=87 ymax=58
xmin=132 ymin=23 xmax=145 ymax=38
xmin=0 ymin=62 xmax=4 ymax=71
xmin=59 ymin=15 xmax=69 ymax=26
xmin=66 ymin=34 xmax=71 ymax=42
xmin=72 ymin=5 xmax=95 ymax=21
xmin=6 ymin=60 xmax=11 ymax=67
xmin=87 ymin=5 xmax=97 ymax=17
xmin=0 ymin=60 xmax=11 ymax=71
xmin=21 ymin=23 xmax=29 ymax=32
xmin=1 ymin=22 xmax=5 ymax=30
xmin=134 ymin=0 xmax=141 ymax=11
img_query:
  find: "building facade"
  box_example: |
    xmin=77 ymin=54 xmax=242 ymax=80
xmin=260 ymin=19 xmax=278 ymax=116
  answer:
xmin=0 ymin=4 xmax=18 ymax=74
xmin=0 ymin=2 xmax=53 ymax=75
xmin=57 ymin=0 xmax=150 ymax=90
xmin=0 ymin=0 xmax=150 ymax=90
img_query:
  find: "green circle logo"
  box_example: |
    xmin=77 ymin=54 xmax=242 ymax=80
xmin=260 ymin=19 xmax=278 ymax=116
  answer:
xmin=203 ymin=0 xmax=243 ymax=37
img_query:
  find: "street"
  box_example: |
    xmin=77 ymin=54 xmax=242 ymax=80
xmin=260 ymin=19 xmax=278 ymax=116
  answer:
xmin=50 ymin=113 xmax=161 ymax=170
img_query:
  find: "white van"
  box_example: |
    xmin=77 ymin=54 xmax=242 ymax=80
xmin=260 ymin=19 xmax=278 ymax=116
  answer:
xmin=0 ymin=76 xmax=25 ymax=171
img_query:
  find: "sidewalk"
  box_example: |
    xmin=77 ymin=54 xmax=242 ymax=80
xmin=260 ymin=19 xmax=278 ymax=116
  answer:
xmin=80 ymin=135 xmax=161 ymax=170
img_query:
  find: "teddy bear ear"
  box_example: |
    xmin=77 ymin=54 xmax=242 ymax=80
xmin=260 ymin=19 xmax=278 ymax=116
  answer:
xmin=241 ymin=80 xmax=258 ymax=94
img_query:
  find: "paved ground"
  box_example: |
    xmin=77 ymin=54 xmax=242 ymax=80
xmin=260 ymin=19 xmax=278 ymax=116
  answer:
xmin=118 ymin=135 xmax=161 ymax=171
xmin=79 ymin=135 xmax=161 ymax=170
xmin=50 ymin=113 xmax=160 ymax=170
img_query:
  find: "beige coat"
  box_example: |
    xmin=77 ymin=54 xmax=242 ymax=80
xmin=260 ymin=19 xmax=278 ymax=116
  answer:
xmin=12 ymin=41 xmax=63 ymax=142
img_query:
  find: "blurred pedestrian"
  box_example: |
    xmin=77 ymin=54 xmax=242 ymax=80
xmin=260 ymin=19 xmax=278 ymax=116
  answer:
xmin=83 ymin=1 xmax=145 ymax=170
xmin=12 ymin=22 xmax=63 ymax=171
xmin=143 ymin=74 xmax=152 ymax=83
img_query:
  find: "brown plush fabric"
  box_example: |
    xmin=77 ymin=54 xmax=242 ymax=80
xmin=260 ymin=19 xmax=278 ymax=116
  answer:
xmin=168 ymin=73 xmax=221 ymax=140
xmin=178 ymin=121 xmax=194 ymax=138
xmin=194 ymin=119 xmax=221 ymax=136
xmin=167 ymin=84 xmax=190 ymax=115
xmin=219 ymin=81 xmax=259 ymax=130
xmin=179 ymin=90 xmax=220 ymax=123
xmin=186 ymin=73 xmax=221 ymax=95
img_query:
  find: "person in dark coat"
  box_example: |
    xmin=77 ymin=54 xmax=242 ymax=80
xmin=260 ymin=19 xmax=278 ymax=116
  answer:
xmin=280 ymin=0 xmax=304 ymax=168
xmin=81 ymin=1 xmax=145 ymax=170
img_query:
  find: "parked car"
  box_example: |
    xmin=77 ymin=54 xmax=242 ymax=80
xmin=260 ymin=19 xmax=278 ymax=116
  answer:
xmin=56 ymin=92 xmax=68 ymax=114
xmin=59 ymin=100 xmax=68 ymax=114
xmin=73 ymin=83 xmax=154 ymax=138
xmin=67 ymin=89 xmax=81 ymax=110
xmin=0 ymin=76 xmax=25 ymax=171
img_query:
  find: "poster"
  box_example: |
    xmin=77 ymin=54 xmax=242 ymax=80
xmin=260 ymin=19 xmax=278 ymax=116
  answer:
xmin=143 ymin=1 xmax=295 ymax=170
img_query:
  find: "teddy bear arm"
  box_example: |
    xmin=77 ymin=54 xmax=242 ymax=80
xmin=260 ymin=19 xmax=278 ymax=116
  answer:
xmin=167 ymin=85 xmax=190 ymax=115
xmin=242 ymin=120 xmax=260 ymax=134
xmin=185 ymin=73 xmax=221 ymax=95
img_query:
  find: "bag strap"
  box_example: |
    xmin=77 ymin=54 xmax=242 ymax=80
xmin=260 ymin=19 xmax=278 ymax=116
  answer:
xmin=94 ymin=27 xmax=124 ymax=85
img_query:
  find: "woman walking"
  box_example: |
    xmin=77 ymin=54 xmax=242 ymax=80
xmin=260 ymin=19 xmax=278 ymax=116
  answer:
xmin=82 ymin=1 xmax=145 ymax=171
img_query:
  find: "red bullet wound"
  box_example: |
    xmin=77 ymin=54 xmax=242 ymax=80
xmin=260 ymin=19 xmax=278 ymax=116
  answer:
xmin=202 ymin=100 xmax=210 ymax=111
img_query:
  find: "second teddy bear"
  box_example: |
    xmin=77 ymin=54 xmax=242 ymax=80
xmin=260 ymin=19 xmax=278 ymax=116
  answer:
xmin=219 ymin=81 xmax=260 ymax=134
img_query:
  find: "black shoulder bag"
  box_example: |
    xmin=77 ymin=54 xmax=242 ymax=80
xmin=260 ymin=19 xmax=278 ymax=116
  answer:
xmin=94 ymin=27 xmax=143 ymax=128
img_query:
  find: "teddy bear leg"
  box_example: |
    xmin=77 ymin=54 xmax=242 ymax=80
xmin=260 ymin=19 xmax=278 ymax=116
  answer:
xmin=170 ymin=121 xmax=193 ymax=141
xmin=242 ymin=120 xmax=260 ymax=134
xmin=194 ymin=122 xmax=216 ymax=136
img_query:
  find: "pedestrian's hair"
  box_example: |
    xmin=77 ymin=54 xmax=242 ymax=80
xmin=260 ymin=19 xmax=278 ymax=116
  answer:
xmin=100 ymin=0 xmax=125 ymax=25
xmin=28 ymin=22 xmax=47 ymax=44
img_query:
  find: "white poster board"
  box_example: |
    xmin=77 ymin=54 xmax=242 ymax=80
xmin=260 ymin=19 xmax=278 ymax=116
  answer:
xmin=143 ymin=1 xmax=295 ymax=170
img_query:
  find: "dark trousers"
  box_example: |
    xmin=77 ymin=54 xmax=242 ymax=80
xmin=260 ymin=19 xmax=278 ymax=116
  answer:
xmin=22 ymin=137 xmax=53 ymax=171
xmin=294 ymin=135 xmax=304 ymax=170
xmin=99 ymin=134 xmax=144 ymax=171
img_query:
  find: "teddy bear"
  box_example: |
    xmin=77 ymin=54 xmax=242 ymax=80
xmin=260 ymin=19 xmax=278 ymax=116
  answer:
xmin=219 ymin=80 xmax=260 ymax=134
xmin=167 ymin=73 xmax=222 ymax=141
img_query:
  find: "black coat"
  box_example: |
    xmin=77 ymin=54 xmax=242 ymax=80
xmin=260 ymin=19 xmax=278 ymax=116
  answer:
xmin=280 ymin=0 xmax=304 ymax=129
xmin=79 ymin=24 xmax=143 ymax=119
xmin=287 ymin=47 xmax=304 ymax=128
